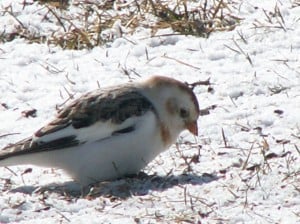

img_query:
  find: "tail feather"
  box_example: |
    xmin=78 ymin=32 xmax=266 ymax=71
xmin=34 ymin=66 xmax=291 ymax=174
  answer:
xmin=0 ymin=137 xmax=34 ymax=164
xmin=0 ymin=135 xmax=80 ymax=167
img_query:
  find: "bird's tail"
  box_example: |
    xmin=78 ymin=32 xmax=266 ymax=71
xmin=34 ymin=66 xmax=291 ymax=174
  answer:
xmin=0 ymin=137 xmax=34 ymax=166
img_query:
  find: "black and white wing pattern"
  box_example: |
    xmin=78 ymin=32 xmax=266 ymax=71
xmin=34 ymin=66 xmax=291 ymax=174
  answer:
xmin=0 ymin=84 xmax=155 ymax=161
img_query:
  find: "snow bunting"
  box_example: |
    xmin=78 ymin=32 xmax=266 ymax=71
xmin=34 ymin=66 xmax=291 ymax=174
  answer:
xmin=0 ymin=76 xmax=199 ymax=189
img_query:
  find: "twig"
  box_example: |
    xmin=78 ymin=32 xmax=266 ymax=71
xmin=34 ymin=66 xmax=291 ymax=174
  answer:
xmin=211 ymin=0 xmax=224 ymax=19
xmin=6 ymin=6 xmax=25 ymax=29
xmin=122 ymin=36 xmax=137 ymax=45
xmin=294 ymin=144 xmax=300 ymax=155
xmin=56 ymin=210 xmax=71 ymax=222
xmin=262 ymin=9 xmax=272 ymax=23
xmin=162 ymin=54 xmax=201 ymax=70
xmin=97 ymin=80 xmax=101 ymax=89
xmin=224 ymin=44 xmax=240 ymax=54
xmin=227 ymin=188 xmax=239 ymax=199
xmin=275 ymin=4 xmax=286 ymax=26
xmin=229 ymin=96 xmax=237 ymax=107
xmin=184 ymin=186 xmax=187 ymax=206
xmin=145 ymin=47 xmax=149 ymax=60
xmin=63 ymin=86 xmax=74 ymax=99
xmin=0 ymin=132 xmax=20 ymax=138
xmin=242 ymin=142 xmax=254 ymax=170
xmin=39 ymin=61 xmax=65 ymax=74
xmin=45 ymin=5 xmax=66 ymax=32
xmin=232 ymin=39 xmax=253 ymax=66
xmin=234 ymin=122 xmax=251 ymax=132
xmin=5 ymin=167 xmax=18 ymax=176
xmin=221 ymin=128 xmax=228 ymax=148
xmin=199 ymin=105 xmax=217 ymax=116
xmin=188 ymin=78 xmax=211 ymax=89
xmin=237 ymin=30 xmax=248 ymax=44
xmin=65 ymin=73 xmax=76 ymax=85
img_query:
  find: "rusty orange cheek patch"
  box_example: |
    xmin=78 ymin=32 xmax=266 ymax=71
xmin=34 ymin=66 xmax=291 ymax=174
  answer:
xmin=160 ymin=123 xmax=171 ymax=146
xmin=166 ymin=99 xmax=177 ymax=115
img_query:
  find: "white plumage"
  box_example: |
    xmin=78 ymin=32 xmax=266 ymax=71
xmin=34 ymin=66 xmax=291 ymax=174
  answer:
xmin=0 ymin=76 xmax=200 ymax=190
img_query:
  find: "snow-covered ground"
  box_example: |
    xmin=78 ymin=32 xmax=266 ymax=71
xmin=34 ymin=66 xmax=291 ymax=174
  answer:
xmin=0 ymin=0 xmax=299 ymax=223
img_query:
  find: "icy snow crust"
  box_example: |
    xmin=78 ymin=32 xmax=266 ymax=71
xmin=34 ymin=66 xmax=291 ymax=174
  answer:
xmin=0 ymin=0 xmax=299 ymax=223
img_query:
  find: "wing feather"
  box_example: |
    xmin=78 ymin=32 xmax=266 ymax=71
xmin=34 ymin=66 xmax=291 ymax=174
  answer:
xmin=0 ymin=84 xmax=155 ymax=160
xmin=0 ymin=136 xmax=80 ymax=161
xmin=35 ymin=85 xmax=153 ymax=137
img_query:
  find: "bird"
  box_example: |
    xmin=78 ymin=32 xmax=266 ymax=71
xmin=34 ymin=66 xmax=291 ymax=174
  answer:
xmin=0 ymin=76 xmax=200 ymax=192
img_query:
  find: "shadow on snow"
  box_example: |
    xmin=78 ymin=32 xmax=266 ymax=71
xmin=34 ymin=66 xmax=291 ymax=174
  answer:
xmin=8 ymin=172 xmax=219 ymax=199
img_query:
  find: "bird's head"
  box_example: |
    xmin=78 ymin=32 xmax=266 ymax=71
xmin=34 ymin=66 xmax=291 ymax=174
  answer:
xmin=140 ymin=76 xmax=200 ymax=145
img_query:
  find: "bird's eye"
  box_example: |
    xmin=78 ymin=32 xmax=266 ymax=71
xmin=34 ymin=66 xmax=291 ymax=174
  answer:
xmin=179 ymin=108 xmax=189 ymax=118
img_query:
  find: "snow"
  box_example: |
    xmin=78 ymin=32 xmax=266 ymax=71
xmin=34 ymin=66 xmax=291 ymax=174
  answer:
xmin=0 ymin=0 xmax=300 ymax=223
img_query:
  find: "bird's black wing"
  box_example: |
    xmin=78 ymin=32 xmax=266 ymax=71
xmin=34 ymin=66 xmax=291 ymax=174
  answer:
xmin=0 ymin=84 xmax=154 ymax=160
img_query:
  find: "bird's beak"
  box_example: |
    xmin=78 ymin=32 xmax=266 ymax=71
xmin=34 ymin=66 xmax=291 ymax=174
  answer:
xmin=186 ymin=121 xmax=198 ymax=136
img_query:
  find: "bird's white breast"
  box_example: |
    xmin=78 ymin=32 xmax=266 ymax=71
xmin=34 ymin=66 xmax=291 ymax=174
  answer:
xmin=37 ymin=111 xmax=165 ymax=186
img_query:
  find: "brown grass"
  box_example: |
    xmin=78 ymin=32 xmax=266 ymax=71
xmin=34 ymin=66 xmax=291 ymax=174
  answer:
xmin=1 ymin=0 xmax=241 ymax=49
